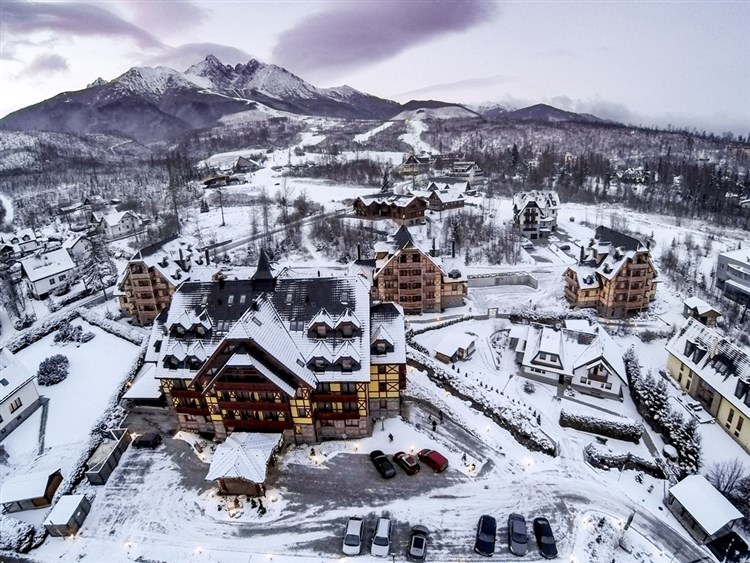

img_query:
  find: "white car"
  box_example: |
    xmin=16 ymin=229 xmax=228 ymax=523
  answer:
xmin=342 ymin=517 xmax=364 ymax=555
xmin=371 ymin=517 xmax=392 ymax=557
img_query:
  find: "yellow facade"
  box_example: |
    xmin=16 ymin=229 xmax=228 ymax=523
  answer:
xmin=716 ymin=398 xmax=750 ymax=453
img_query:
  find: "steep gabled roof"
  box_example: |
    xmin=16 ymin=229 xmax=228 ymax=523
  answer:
xmin=594 ymin=226 xmax=642 ymax=252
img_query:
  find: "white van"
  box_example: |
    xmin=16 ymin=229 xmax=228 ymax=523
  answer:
xmin=371 ymin=517 xmax=392 ymax=557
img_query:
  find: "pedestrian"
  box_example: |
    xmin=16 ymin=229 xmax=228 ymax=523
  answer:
xmin=432 ymin=420 xmax=437 ymax=432
xmin=439 ymin=410 xmax=443 ymax=422
xmin=388 ymin=433 xmax=393 ymax=442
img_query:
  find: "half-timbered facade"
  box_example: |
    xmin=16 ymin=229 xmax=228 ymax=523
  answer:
xmin=563 ymin=226 xmax=657 ymax=318
xmin=512 ymin=190 xmax=560 ymax=239
xmin=371 ymin=226 xmax=467 ymax=314
xmin=146 ymin=253 xmax=406 ymax=444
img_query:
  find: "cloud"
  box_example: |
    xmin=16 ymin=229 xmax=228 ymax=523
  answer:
xmin=17 ymin=52 xmax=69 ymax=77
xmin=123 ymin=0 xmax=208 ymax=34
xmin=394 ymin=74 xmax=512 ymax=101
xmin=144 ymin=43 xmax=253 ymax=71
xmin=273 ymin=0 xmax=496 ymax=76
xmin=1 ymin=0 xmax=163 ymax=49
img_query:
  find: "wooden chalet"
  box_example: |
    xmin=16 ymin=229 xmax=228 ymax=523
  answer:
xmin=146 ymin=251 xmax=406 ymax=444
xmin=352 ymin=193 xmax=427 ymax=225
xmin=563 ymin=226 xmax=657 ymax=318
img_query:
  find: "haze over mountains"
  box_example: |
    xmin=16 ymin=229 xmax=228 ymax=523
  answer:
xmin=0 ymin=55 xmax=612 ymax=144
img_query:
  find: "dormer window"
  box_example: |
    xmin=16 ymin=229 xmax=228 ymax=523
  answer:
xmin=341 ymin=324 xmax=353 ymax=338
xmin=376 ymin=342 xmax=387 ymax=355
xmin=684 ymin=340 xmax=696 ymax=358
xmin=341 ymin=358 xmax=353 ymax=372
xmin=316 ymin=325 xmax=327 ymax=337
xmin=195 ymin=326 xmax=205 ymax=337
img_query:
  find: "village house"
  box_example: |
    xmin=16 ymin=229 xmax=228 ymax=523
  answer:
xmin=369 ymin=226 xmax=467 ymax=315
xmin=0 ymin=228 xmax=39 ymax=258
xmin=447 ymin=161 xmax=486 ymax=184
xmin=62 ymin=234 xmax=93 ymax=263
xmin=90 ymin=210 xmax=143 ymax=240
xmin=144 ymin=252 xmax=406 ymax=445
xmin=509 ymin=319 xmax=627 ymax=400
xmin=394 ymin=154 xmax=433 ymax=177
xmin=434 ymin=333 xmax=476 ymax=364
xmin=512 ymin=190 xmax=560 ymax=240
xmin=19 ymin=248 xmax=76 ymax=299
xmin=665 ymin=317 xmax=750 ymax=453
xmin=352 ymin=193 xmax=428 ymax=225
xmin=715 ymin=247 xmax=750 ymax=305
xmin=682 ymin=296 xmax=721 ymax=327
xmin=200 ymin=154 xmax=262 ymax=178
xmin=563 ymin=226 xmax=658 ymax=318
xmin=0 ymin=347 xmax=42 ymax=441
xmin=116 ymin=235 xmax=203 ymax=326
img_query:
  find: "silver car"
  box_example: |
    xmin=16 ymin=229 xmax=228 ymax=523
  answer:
xmin=508 ymin=513 xmax=529 ymax=556
xmin=342 ymin=517 xmax=364 ymax=555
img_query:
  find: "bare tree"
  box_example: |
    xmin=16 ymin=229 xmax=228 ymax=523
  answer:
xmin=705 ymin=458 xmax=749 ymax=497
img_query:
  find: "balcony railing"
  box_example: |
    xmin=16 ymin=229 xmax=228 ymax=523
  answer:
xmin=223 ymin=419 xmax=292 ymax=430
xmin=175 ymin=406 xmax=210 ymax=416
xmin=312 ymin=393 xmax=358 ymax=403
xmin=315 ymin=411 xmax=360 ymax=420
xmin=218 ymin=400 xmax=288 ymax=411
xmin=214 ymin=382 xmax=279 ymax=392
xmin=169 ymin=389 xmax=202 ymax=399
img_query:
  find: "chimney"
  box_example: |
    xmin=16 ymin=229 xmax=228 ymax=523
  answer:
xmin=178 ymin=248 xmax=184 ymax=269
xmin=357 ymin=243 xmax=361 ymax=261
xmin=451 ymin=239 xmax=455 ymax=258
xmin=579 ymin=246 xmax=585 ymax=264
xmin=204 ymin=249 xmax=210 ymax=265
xmin=432 ymin=238 xmax=436 ymax=257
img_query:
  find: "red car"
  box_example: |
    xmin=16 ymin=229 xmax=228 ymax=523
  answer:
xmin=417 ymin=449 xmax=449 ymax=472
xmin=393 ymin=451 xmax=421 ymax=475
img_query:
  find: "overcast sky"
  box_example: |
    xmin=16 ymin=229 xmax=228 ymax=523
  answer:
xmin=1 ymin=0 xmax=748 ymax=134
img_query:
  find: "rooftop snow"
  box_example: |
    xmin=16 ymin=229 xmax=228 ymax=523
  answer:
xmin=20 ymin=248 xmax=75 ymax=282
xmin=0 ymin=469 xmax=60 ymax=505
xmin=0 ymin=347 xmax=35 ymax=402
xmin=205 ymin=433 xmax=282 ymax=484
xmin=669 ymin=475 xmax=742 ymax=535
xmin=43 ymin=494 xmax=88 ymax=526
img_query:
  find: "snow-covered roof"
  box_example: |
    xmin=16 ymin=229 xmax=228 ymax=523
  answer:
xmin=20 ymin=248 xmax=75 ymax=282
xmin=719 ymin=247 xmax=750 ymax=263
xmin=205 ymin=433 xmax=282 ymax=484
xmin=669 ymin=475 xmax=742 ymax=535
xmin=0 ymin=469 xmax=60 ymax=505
xmin=122 ymin=363 xmax=162 ymax=400
xmin=0 ymin=347 xmax=35 ymax=403
xmin=666 ymin=318 xmax=750 ymax=419
xmin=369 ymin=302 xmax=406 ymax=366
xmin=44 ymin=495 xmax=88 ymax=526
xmin=683 ymin=296 xmax=720 ymax=316
xmin=512 ymin=190 xmax=560 ymax=216
xmin=564 ymin=319 xmax=597 ymax=334
xmin=434 ymin=333 xmax=476 ymax=357
xmin=102 ymin=210 xmax=138 ymax=227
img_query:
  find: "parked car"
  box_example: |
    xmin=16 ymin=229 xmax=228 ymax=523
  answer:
xmin=474 ymin=514 xmax=497 ymax=556
xmin=132 ymin=432 xmax=162 ymax=449
xmin=417 ymin=449 xmax=449 ymax=472
xmin=371 ymin=517 xmax=392 ymax=557
xmin=394 ymin=451 xmax=421 ymax=475
xmin=370 ymin=450 xmax=396 ymax=479
xmin=508 ymin=513 xmax=529 ymax=556
xmin=520 ymin=238 xmax=534 ymax=249
xmin=533 ymin=517 xmax=558 ymax=559
xmin=342 ymin=516 xmax=364 ymax=555
xmin=407 ymin=525 xmax=429 ymax=561
xmin=558 ymin=244 xmax=571 ymax=251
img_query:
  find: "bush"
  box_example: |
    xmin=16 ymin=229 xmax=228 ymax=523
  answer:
xmin=51 ymin=282 xmax=71 ymax=297
xmin=53 ymin=320 xmax=94 ymax=345
xmin=37 ymin=354 xmax=70 ymax=386
xmin=0 ymin=515 xmax=34 ymax=552
xmin=560 ymin=409 xmax=643 ymax=443
xmin=523 ymin=381 xmax=536 ymax=394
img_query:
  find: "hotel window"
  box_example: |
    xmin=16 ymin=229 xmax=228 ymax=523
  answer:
xmin=296 ymin=407 xmax=308 ymax=418
xmin=726 ymin=408 xmax=735 ymax=429
xmin=736 ymin=416 xmax=744 ymax=437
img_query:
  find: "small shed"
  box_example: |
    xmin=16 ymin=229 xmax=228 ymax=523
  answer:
xmin=206 ymin=433 xmax=282 ymax=497
xmin=0 ymin=468 xmax=63 ymax=512
xmin=683 ymin=297 xmax=721 ymax=327
xmin=85 ymin=429 xmax=132 ymax=485
xmin=667 ymin=474 xmax=743 ymax=542
xmin=434 ymin=333 xmax=477 ymax=364
xmin=122 ymin=364 xmax=164 ymax=407
xmin=44 ymin=494 xmax=92 ymax=538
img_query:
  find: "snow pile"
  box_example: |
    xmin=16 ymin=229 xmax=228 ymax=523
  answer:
xmin=560 ymin=409 xmax=643 ymax=443
xmin=0 ymin=514 xmax=34 ymax=553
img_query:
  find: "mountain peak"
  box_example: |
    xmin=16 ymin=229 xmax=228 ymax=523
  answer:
xmin=87 ymin=77 xmax=108 ymax=88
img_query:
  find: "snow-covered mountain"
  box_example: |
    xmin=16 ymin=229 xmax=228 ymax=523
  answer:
xmin=392 ymin=100 xmax=480 ymax=120
xmin=0 ymin=56 xmax=401 ymax=143
xmin=497 ymin=103 xmax=613 ymax=124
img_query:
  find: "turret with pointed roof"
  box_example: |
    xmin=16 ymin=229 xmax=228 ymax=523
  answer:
xmin=251 ymin=249 xmax=277 ymax=292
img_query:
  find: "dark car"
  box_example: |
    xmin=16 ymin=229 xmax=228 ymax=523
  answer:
xmin=417 ymin=449 xmax=449 ymax=472
xmin=369 ymin=450 xmax=396 ymax=479
xmin=533 ymin=517 xmax=558 ymax=559
xmin=394 ymin=451 xmax=421 ymax=475
xmin=133 ymin=432 xmax=162 ymax=449
xmin=474 ymin=514 xmax=497 ymax=556
xmin=508 ymin=513 xmax=529 ymax=556
xmin=407 ymin=525 xmax=429 ymax=561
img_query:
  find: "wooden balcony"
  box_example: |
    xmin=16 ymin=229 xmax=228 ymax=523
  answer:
xmin=312 ymin=393 xmax=358 ymax=403
xmin=175 ymin=406 xmax=210 ymax=416
xmin=214 ymin=381 xmax=280 ymax=392
xmin=223 ymin=419 xmax=292 ymax=430
xmin=218 ymin=400 xmax=289 ymax=411
xmin=169 ymin=389 xmax=202 ymax=399
xmin=129 ymin=272 xmax=152 ymax=280
xmin=315 ymin=411 xmax=360 ymax=420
